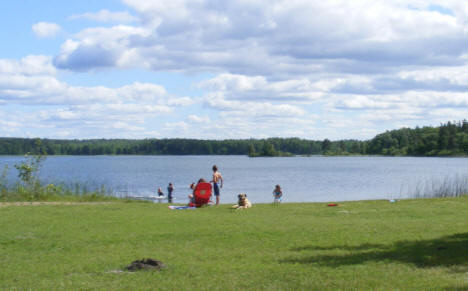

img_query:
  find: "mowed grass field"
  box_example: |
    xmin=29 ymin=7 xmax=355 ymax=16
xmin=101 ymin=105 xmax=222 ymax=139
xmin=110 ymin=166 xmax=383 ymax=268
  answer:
xmin=0 ymin=197 xmax=467 ymax=290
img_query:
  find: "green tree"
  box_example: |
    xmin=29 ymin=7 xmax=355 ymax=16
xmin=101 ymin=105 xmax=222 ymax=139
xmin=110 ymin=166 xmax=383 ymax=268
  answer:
xmin=14 ymin=154 xmax=45 ymax=186
xmin=248 ymin=144 xmax=257 ymax=156
xmin=322 ymin=139 xmax=331 ymax=153
xmin=261 ymin=142 xmax=277 ymax=156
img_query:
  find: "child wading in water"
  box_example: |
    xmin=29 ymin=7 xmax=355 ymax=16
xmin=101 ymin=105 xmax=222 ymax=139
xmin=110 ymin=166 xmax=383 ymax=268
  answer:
xmin=167 ymin=182 xmax=174 ymax=203
xmin=273 ymin=184 xmax=283 ymax=203
xmin=157 ymin=187 xmax=164 ymax=197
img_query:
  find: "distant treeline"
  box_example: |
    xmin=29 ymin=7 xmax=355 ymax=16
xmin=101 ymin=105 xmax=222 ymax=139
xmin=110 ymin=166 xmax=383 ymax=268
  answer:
xmin=366 ymin=120 xmax=468 ymax=156
xmin=0 ymin=121 xmax=467 ymax=156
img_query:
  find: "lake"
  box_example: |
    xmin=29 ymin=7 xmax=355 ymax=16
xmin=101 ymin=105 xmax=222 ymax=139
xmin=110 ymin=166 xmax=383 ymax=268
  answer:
xmin=0 ymin=155 xmax=467 ymax=203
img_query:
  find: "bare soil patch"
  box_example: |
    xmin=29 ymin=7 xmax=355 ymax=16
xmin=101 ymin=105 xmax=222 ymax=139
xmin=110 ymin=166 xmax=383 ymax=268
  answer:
xmin=125 ymin=258 xmax=166 ymax=271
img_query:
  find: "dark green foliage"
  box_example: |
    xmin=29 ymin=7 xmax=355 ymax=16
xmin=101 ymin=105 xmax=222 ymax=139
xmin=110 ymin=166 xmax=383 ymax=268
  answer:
xmin=322 ymin=138 xmax=331 ymax=152
xmin=0 ymin=137 xmax=325 ymax=156
xmin=248 ymin=141 xmax=295 ymax=157
xmin=0 ymin=120 xmax=467 ymax=156
xmin=249 ymin=141 xmax=277 ymax=157
xmin=368 ymin=120 xmax=468 ymax=156
xmin=248 ymin=144 xmax=256 ymax=156
xmin=14 ymin=154 xmax=45 ymax=194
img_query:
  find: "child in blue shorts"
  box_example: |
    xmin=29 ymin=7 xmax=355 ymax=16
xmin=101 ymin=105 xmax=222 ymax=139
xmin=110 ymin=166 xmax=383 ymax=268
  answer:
xmin=273 ymin=184 xmax=283 ymax=203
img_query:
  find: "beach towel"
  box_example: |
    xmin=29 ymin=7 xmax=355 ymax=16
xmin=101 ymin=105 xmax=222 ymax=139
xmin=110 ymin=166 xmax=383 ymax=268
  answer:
xmin=168 ymin=206 xmax=196 ymax=210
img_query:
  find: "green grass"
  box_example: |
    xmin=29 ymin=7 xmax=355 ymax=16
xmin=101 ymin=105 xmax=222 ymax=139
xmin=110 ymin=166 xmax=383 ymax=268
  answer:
xmin=0 ymin=183 xmax=121 ymax=202
xmin=0 ymin=191 xmax=121 ymax=203
xmin=1 ymin=197 xmax=467 ymax=290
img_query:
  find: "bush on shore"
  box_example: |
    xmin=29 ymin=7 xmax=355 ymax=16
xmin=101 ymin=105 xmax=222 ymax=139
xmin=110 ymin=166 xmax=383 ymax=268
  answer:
xmin=0 ymin=151 xmax=118 ymax=202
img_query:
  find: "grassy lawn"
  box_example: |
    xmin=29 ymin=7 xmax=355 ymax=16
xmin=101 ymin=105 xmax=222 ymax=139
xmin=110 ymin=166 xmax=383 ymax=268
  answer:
xmin=0 ymin=197 xmax=467 ymax=290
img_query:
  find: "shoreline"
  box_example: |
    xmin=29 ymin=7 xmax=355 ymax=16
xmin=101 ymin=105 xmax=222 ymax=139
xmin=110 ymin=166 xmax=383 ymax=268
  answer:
xmin=1 ymin=195 xmax=466 ymax=207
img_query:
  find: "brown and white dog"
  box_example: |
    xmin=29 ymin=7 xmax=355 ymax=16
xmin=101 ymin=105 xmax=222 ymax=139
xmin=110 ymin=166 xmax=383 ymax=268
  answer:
xmin=232 ymin=193 xmax=252 ymax=209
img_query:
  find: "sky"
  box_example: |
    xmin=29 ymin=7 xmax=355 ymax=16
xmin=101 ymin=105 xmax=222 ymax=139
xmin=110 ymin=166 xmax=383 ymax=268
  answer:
xmin=1 ymin=0 xmax=467 ymax=140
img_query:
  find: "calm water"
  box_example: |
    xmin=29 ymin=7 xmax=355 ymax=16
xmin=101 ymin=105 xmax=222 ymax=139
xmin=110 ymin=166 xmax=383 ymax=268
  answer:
xmin=0 ymin=155 xmax=467 ymax=203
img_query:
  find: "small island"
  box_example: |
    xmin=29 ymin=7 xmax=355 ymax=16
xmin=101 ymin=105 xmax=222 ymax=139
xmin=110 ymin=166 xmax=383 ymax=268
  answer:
xmin=248 ymin=141 xmax=294 ymax=157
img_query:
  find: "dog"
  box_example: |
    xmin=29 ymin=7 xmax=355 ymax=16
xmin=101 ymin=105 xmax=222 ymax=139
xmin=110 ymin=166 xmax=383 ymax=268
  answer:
xmin=232 ymin=193 xmax=252 ymax=209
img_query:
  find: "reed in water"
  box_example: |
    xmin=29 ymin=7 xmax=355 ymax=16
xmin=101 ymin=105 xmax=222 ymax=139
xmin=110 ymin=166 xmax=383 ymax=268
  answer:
xmin=409 ymin=175 xmax=468 ymax=199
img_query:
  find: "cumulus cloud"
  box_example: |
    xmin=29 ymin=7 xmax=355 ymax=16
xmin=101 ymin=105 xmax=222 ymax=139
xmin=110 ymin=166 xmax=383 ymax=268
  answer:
xmin=32 ymin=22 xmax=62 ymax=38
xmin=199 ymin=73 xmax=326 ymax=101
xmin=54 ymin=25 xmax=152 ymax=70
xmin=0 ymin=72 xmax=177 ymax=107
xmin=47 ymin=1 xmax=468 ymax=140
xmin=174 ymin=114 xmax=320 ymax=139
xmin=0 ymin=55 xmax=198 ymax=139
xmin=50 ymin=1 xmax=468 ymax=75
xmin=187 ymin=115 xmax=211 ymax=123
xmin=6 ymin=1 xmax=468 ymax=139
xmin=0 ymin=118 xmax=22 ymax=134
xmin=69 ymin=9 xmax=137 ymax=23
xmin=0 ymin=55 xmax=56 ymax=75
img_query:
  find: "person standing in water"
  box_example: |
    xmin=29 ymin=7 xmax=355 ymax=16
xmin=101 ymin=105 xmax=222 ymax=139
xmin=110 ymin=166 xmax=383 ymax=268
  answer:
xmin=273 ymin=184 xmax=283 ymax=203
xmin=167 ymin=182 xmax=174 ymax=203
xmin=211 ymin=165 xmax=223 ymax=205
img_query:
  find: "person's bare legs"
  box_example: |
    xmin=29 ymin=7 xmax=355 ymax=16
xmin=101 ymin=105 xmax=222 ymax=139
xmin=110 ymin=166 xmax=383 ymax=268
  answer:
xmin=216 ymin=195 xmax=220 ymax=205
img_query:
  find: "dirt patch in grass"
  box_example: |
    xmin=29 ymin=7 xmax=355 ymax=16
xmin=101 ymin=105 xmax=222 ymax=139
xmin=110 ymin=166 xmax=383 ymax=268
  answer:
xmin=125 ymin=258 xmax=166 ymax=271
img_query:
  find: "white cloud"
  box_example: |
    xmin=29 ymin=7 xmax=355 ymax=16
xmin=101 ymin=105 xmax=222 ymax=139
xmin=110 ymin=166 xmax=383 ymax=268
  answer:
xmin=199 ymin=73 xmax=326 ymax=102
xmin=164 ymin=121 xmax=190 ymax=134
xmin=429 ymin=108 xmax=468 ymax=121
xmin=0 ymin=55 xmax=200 ymax=139
xmin=335 ymin=95 xmax=396 ymax=110
xmin=0 ymin=119 xmax=22 ymax=133
xmin=204 ymin=91 xmax=307 ymax=120
xmin=398 ymin=66 xmax=468 ymax=86
xmin=51 ymin=0 xmax=468 ymax=75
xmin=0 ymin=57 xmax=180 ymax=107
xmin=0 ymin=55 xmax=56 ymax=75
xmin=167 ymin=97 xmax=196 ymax=106
xmin=32 ymin=22 xmax=62 ymax=38
xmin=333 ymin=91 xmax=468 ymax=111
xmin=45 ymin=1 xmax=468 ymax=140
xmin=187 ymin=115 xmax=211 ymax=123
xmin=5 ymin=2 xmax=468 ymax=139
xmin=169 ymin=114 xmax=320 ymax=139
xmin=111 ymin=121 xmax=144 ymax=131
xmin=199 ymin=74 xmax=268 ymax=92
xmin=70 ymin=10 xmax=137 ymax=23
xmin=54 ymin=25 xmax=152 ymax=70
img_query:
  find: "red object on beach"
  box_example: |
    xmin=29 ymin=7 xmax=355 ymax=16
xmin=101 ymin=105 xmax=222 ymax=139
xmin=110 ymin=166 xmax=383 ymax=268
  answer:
xmin=327 ymin=203 xmax=338 ymax=207
xmin=192 ymin=182 xmax=212 ymax=207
